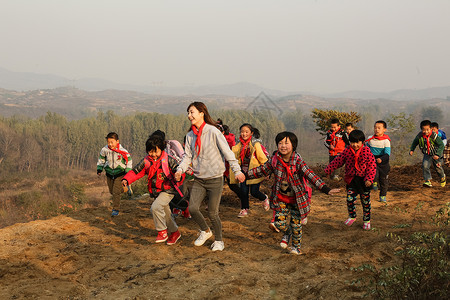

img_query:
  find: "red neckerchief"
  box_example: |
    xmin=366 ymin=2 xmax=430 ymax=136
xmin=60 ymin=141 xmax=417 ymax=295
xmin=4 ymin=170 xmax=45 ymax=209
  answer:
xmin=239 ymin=136 xmax=252 ymax=164
xmin=366 ymin=134 xmax=391 ymax=143
xmin=192 ymin=122 xmax=206 ymax=157
xmin=147 ymin=151 xmax=165 ymax=191
xmin=423 ymin=132 xmax=432 ymax=154
xmin=328 ymin=127 xmax=341 ymax=144
xmin=277 ymin=153 xmax=294 ymax=181
xmin=109 ymin=143 xmax=129 ymax=163
xmin=350 ymin=146 xmax=363 ymax=171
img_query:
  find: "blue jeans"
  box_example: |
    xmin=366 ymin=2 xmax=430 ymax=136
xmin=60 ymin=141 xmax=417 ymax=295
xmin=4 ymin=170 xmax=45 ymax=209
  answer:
xmin=422 ymin=154 xmax=445 ymax=181
xmin=239 ymin=181 xmax=266 ymax=209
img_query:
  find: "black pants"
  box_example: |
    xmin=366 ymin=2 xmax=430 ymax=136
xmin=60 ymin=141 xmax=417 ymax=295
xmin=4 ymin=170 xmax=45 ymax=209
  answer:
xmin=375 ymin=163 xmax=390 ymax=197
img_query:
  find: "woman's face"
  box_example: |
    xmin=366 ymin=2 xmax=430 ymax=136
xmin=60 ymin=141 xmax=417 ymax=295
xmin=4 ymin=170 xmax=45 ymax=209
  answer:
xmin=240 ymin=126 xmax=252 ymax=141
xmin=187 ymin=106 xmax=204 ymax=127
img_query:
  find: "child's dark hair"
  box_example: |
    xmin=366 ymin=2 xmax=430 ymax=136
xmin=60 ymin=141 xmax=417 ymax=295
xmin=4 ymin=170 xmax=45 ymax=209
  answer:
xmin=106 ymin=132 xmax=119 ymax=140
xmin=345 ymin=123 xmax=353 ymax=128
xmin=151 ymin=130 xmax=166 ymax=140
xmin=223 ymin=125 xmax=230 ymax=135
xmin=275 ymin=131 xmax=298 ymax=151
xmin=349 ymin=130 xmax=365 ymax=143
xmin=375 ymin=120 xmax=387 ymax=129
xmin=252 ymin=128 xmax=261 ymax=139
xmin=330 ymin=118 xmax=340 ymax=125
xmin=430 ymin=122 xmax=439 ymax=129
xmin=420 ymin=120 xmax=432 ymax=129
xmin=146 ymin=134 xmax=165 ymax=153
xmin=217 ymin=118 xmax=223 ymax=125
xmin=240 ymin=123 xmax=254 ymax=132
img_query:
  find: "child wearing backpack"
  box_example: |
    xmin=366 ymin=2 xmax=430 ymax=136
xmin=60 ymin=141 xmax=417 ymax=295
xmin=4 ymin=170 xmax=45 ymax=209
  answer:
xmin=122 ymin=133 xmax=185 ymax=245
xmin=325 ymin=118 xmax=346 ymax=180
xmin=409 ymin=120 xmax=446 ymax=188
xmin=230 ymin=123 xmax=269 ymax=217
xmin=97 ymin=132 xmax=132 ymax=217
xmin=325 ymin=130 xmax=377 ymax=230
xmin=246 ymin=131 xmax=340 ymax=255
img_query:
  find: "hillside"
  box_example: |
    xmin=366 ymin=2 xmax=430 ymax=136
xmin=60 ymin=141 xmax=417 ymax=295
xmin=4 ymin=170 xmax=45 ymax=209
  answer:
xmin=1 ymin=86 xmax=449 ymax=122
xmin=0 ymin=165 xmax=448 ymax=299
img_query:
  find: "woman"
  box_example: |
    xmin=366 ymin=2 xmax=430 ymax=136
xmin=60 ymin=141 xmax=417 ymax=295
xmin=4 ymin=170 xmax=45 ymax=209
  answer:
xmin=175 ymin=102 xmax=245 ymax=252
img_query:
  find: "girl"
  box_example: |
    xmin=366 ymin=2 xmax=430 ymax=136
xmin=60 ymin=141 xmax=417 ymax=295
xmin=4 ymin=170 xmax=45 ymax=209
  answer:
xmin=175 ymin=102 xmax=245 ymax=252
xmin=122 ymin=133 xmax=183 ymax=245
xmin=230 ymin=123 xmax=269 ymax=217
xmin=325 ymin=130 xmax=377 ymax=230
xmin=247 ymin=131 xmax=339 ymax=255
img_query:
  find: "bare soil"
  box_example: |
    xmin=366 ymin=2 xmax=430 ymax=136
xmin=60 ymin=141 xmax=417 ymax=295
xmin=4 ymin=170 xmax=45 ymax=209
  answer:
xmin=0 ymin=165 xmax=448 ymax=299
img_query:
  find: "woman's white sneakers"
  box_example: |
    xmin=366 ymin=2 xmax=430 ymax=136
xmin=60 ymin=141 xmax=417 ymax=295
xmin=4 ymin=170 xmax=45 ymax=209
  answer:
xmin=194 ymin=230 xmax=213 ymax=246
xmin=211 ymin=241 xmax=225 ymax=252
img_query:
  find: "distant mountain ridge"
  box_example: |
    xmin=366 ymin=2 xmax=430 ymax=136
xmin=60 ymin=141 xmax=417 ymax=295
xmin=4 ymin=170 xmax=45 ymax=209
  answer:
xmin=1 ymin=67 xmax=449 ymax=100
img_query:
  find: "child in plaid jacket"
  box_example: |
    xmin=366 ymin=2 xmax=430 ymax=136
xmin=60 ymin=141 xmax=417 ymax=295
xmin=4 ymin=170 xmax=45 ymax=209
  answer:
xmin=247 ymin=131 xmax=339 ymax=255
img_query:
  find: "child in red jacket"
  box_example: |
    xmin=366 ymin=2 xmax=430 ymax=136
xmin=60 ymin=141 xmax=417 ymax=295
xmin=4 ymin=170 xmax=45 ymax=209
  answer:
xmin=325 ymin=118 xmax=346 ymax=180
xmin=325 ymin=130 xmax=376 ymax=230
xmin=122 ymin=133 xmax=184 ymax=245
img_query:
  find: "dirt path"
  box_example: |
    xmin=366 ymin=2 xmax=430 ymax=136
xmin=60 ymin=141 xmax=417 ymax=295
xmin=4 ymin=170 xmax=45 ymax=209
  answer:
xmin=0 ymin=166 xmax=448 ymax=299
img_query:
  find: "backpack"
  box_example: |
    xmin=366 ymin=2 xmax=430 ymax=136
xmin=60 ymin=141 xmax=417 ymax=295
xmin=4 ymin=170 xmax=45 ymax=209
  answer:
xmin=165 ymin=140 xmax=185 ymax=163
xmin=270 ymin=154 xmax=312 ymax=202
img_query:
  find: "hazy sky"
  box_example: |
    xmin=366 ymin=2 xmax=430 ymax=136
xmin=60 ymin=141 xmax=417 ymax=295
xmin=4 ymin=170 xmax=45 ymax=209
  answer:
xmin=1 ymin=0 xmax=449 ymax=93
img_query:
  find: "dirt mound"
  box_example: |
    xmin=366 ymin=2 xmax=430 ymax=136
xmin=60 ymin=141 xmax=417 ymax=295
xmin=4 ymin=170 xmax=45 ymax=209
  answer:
xmin=0 ymin=165 xmax=448 ymax=299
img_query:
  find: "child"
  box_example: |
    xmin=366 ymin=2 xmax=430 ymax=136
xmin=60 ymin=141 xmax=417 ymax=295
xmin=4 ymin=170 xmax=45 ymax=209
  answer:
xmin=366 ymin=120 xmax=391 ymax=202
xmin=97 ymin=132 xmax=132 ymax=216
xmin=431 ymin=122 xmax=447 ymax=146
xmin=230 ymin=123 xmax=269 ymax=217
xmin=325 ymin=118 xmax=346 ymax=180
xmin=247 ymin=131 xmax=340 ymax=255
xmin=325 ymin=130 xmax=376 ymax=230
xmin=409 ymin=120 xmax=446 ymax=188
xmin=122 ymin=134 xmax=184 ymax=245
xmin=343 ymin=123 xmax=354 ymax=147
xmin=444 ymin=140 xmax=450 ymax=168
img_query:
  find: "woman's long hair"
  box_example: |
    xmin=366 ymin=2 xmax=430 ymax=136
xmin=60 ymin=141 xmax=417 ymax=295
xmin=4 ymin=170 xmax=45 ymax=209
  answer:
xmin=187 ymin=102 xmax=218 ymax=130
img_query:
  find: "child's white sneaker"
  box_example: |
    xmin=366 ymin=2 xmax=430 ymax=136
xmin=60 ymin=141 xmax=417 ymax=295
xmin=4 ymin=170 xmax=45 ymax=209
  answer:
xmin=194 ymin=230 xmax=213 ymax=246
xmin=280 ymin=234 xmax=290 ymax=249
xmin=211 ymin=241 xmax=224 ymax=252
xmin=289 ymin=247 xmax=303 ymax=255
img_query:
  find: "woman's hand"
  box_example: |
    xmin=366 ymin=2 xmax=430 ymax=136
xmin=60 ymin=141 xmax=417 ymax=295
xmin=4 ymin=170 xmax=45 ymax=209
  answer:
xmin=236 ymin=173 xmax=246 ymax=183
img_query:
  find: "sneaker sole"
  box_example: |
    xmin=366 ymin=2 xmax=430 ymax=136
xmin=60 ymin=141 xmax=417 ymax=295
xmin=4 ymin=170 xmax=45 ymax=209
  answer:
xmin=280 ymin=242 xmax=288 ymax=249
xmin=269 ymin=223 xmax=280 ymax=233
xmin=155 ymin=238 xmax=168 ymax=243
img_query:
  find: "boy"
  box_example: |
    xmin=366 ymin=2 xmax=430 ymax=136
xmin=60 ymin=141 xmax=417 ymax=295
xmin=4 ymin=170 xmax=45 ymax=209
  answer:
xmin=409 ymin=120 xmax=446 ymax=188
xmin=247 ymin=131 xmax=340 ymax=255
xmin=343 ymin=123 xmax=354 ymax=147
xmin=366 ymin=120 xmax=391 ymax=202
xmin=97 ymin=132 xmax=132 ymax=216
xmin=325 ymin=118 xmax=346 ymax=180
xmin=123 ymin=133 xmax=183 ymax=245
xmin=431 ymin=122 xmax=447 ymax=146
xmin=325 ymin=130 xmax=377 ymax=230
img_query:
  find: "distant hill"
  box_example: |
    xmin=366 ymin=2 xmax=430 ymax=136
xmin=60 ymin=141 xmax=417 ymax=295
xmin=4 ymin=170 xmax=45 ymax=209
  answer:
xmin=1 ymin=67 xmax=450 ymax=100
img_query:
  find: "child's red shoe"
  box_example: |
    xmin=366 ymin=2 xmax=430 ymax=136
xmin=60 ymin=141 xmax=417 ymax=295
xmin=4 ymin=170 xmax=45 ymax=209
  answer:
xmin=166 ymin=230 xmax=181 ymax=245
xmin=155 ymin=229 xmax=168 ymax=243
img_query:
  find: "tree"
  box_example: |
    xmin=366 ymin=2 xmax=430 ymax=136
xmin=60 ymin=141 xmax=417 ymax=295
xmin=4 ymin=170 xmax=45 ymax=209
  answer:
xmin=386 ymin=112 xmax=416 ymax=165
xmin=311 ymin=109 xmax=361 ymax=135
xmin=421 ymin=106 xmax=444 ymax=124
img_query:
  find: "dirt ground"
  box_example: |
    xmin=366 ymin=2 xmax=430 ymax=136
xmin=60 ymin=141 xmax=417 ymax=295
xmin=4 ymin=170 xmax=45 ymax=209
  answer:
xmin=0 ymin=165 xmax=448 ymax=300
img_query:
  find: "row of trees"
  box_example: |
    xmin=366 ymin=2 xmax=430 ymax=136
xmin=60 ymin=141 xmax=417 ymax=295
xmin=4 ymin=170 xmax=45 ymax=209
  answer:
xmin=0 ymin=106 xmax=429 ymax=175
xmin=0 ymin=110 xmax=285 ymax=174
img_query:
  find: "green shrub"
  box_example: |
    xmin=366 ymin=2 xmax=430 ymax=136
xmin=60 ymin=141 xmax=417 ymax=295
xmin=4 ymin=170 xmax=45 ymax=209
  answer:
xmin=352 ymin=203 xmax=450 ymax=299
